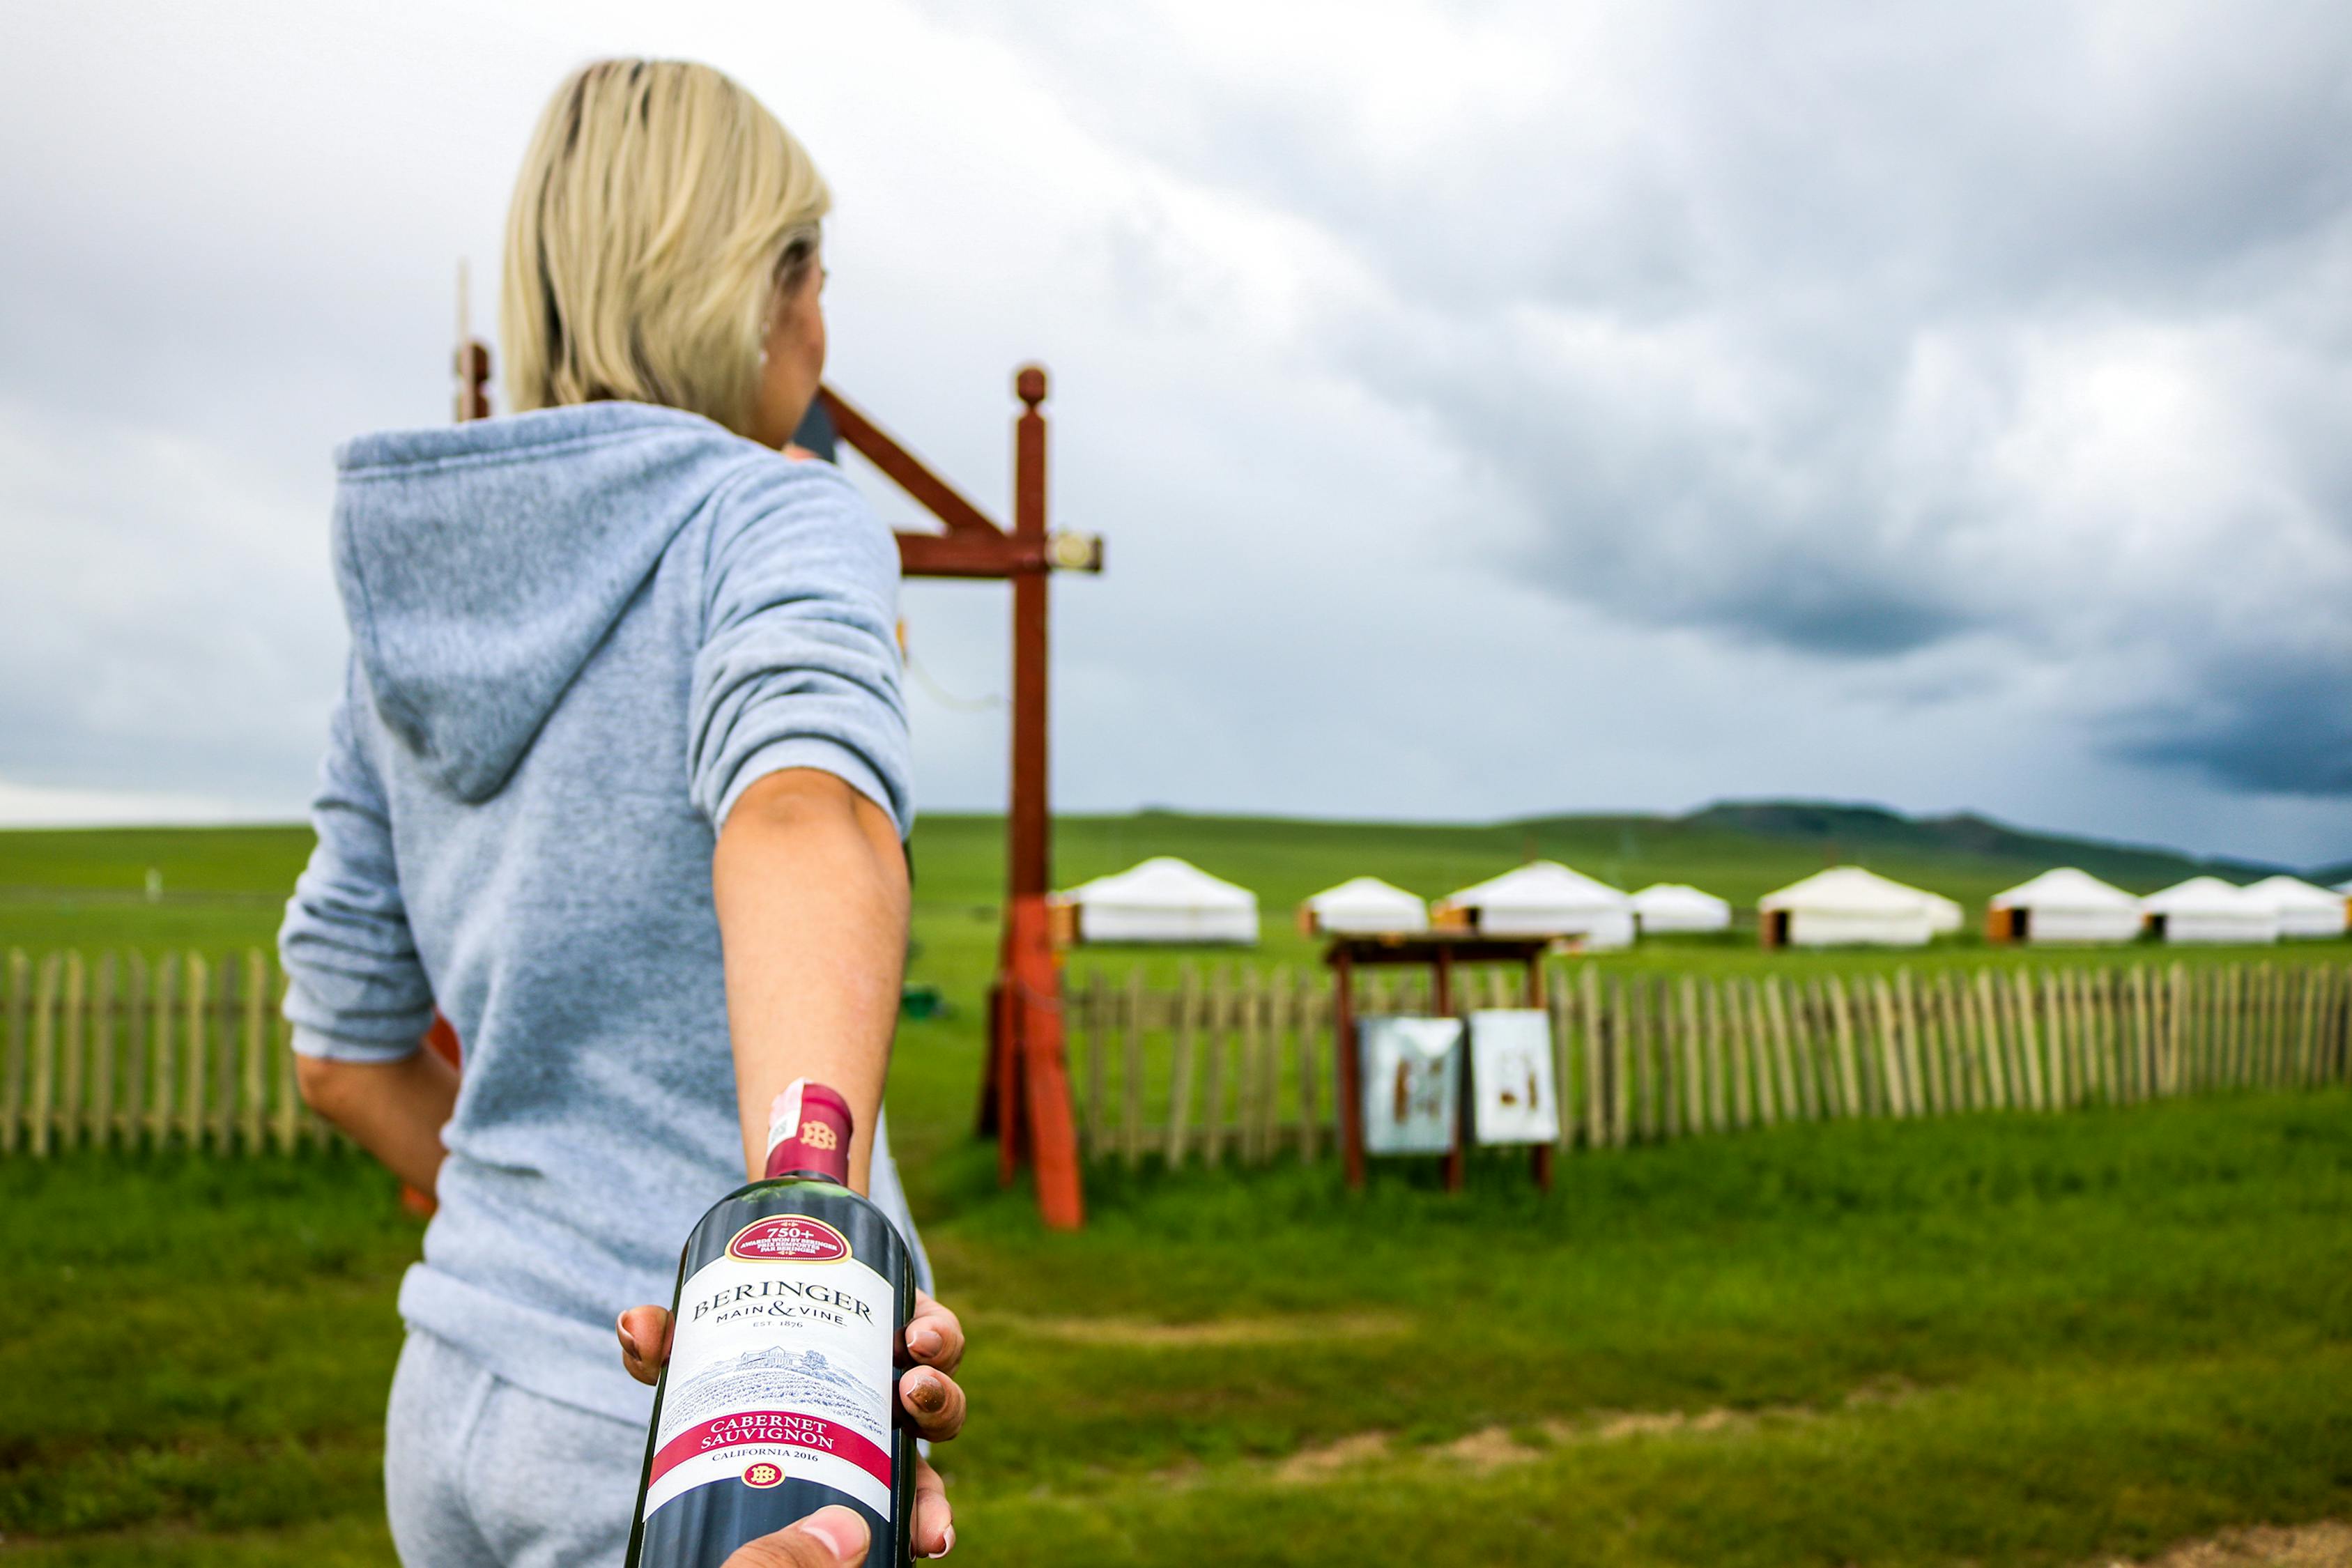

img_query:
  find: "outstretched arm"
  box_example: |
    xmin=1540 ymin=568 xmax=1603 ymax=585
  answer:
xmin=713 ymin=767 xmax=910 ymax=1187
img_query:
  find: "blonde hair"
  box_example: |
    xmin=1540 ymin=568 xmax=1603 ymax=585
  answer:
xmin=501 ymin=59 xmax=829 ymax=436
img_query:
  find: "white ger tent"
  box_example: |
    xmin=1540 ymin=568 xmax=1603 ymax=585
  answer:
xmin=1757 ymin=867 xmax=1945 ymax=948
xmin=1986 ymin=868 xmax=2142 ymax=945
xmin=1300 ymin=876 xmax=1429 ymax=937
xmin=2139 ymin=877 xmax=2279 ymax=946
xmin=1631 ymin=883 xmax=1732 ymax=934
xmin=2243 ymin=875 xmax=2349 ymax=939
xmin=1435 ymin=861 xmax=1634 ymax=948
xmin=1059 ymin=857 xmax=1259 ymax=945
xmin=1923 ymin=891 xmax=1965 ymax=935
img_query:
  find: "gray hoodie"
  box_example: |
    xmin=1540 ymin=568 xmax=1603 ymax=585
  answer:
xmin=278 ymin=401 xmax=928 ymax=1427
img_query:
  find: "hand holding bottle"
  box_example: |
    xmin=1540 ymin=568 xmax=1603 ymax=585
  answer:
xmin=620 ymin=1288 xmax=964 ymax=1558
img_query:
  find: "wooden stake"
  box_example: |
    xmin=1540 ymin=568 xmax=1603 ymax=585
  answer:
xmin=1580 ymin=966 xmax=1606 ymax=1148
xmin=28 ymin=953 xmax=59 ymax=1158
xmin=241 ymin=951 xmax=267 ymax=1153
xmin=1827 ymin=976 xmax=1862 ymax=1119
xmin=123 ymin=952 xmax=148 ymax=1147
xmin=149 ymin=956 xmax=176 ymax=1150
xmin=275 ymin=964 xmax=300 ymax=1155
xmin=1 ymin=951 xmax=22 ymax=1155
xmin=1764 ymin=976 xmax=1804 ymax=1121
xmin=1166 ymin=966 xmax=1199 ymax=1169
xmin=58 ymin=953 xmax=85 ymax=1153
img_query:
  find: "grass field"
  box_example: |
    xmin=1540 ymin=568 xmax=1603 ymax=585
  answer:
xmin=4 ymin=818 xmax=2350 ymax=1567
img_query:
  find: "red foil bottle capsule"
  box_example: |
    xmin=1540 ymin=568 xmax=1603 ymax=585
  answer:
xmin=626 ymin=1081 xmax=916 ymax=1567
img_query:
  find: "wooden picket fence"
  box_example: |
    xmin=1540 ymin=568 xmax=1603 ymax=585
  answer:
xmin=1 ymin=950 xmax=341 ymax=1156
xmin=1067 ymin=958 xmax=2352 ymax=1167
xmin=9 ymin=948 xmax=2349 ymax=1164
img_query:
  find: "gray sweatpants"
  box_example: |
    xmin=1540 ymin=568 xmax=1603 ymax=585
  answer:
xmin=387 ymin=1329 xmax=643 ymax=1568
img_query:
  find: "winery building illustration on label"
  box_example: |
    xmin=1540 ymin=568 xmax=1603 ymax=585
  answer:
xmin=640 ymin=1229 xmax=896 ymax=1523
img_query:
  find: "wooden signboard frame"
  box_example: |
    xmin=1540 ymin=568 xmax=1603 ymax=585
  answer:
xmin=1325 ymin=935 xmax=1555 ymax=1193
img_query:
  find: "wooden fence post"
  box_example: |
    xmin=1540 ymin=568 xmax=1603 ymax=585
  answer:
xmin=178 ymin=953 xmax=207 ymax=1149
xmin=1077 ymin=969 xmax=1103 ymax=1158
xmin=241 ymin=951 xmax=267 ymax=1153
xmin=1577 ymin=966 xmax=1603 ymax=1148
xmin=1868 ymin=976 xmax=1904 ymax=1117
xmin=148 ymin=955 xmax=175 ymax=1150
xmin=2035 ymin=971 xmax=2067 ymax=1109
xmin=1543 ymin=964 xmax=1570 ymax=1148
xmin=274 ymin=962 xmax=301 ymax=1155
xmin=1737 ymin=978 xmax=1771 ymax=1127
xmin=58 ymin=953 xmax=86 ymax=1153
xmin=1971 ymin=969 xmax=2006 ymax=1110
xmin=123 ymin=952 xmax=149 ymax=1148
xmin=1765 ymin=976 xmax=1807 ymax=1121
xmin=2009 ymin=970 xmax=2045 ymax=1110
xmin=1675 ymin=976 xmax=1705 ymax=1135
xmin=1897 ymin=970 xmax=1930 ymax=1115
xmin=1816 ymin=977 xmax=1851 ymax=1119
xmin=2129 ymin=964 xmax=2154 ymax=1102
xmin=1934 ymin=970 xmax=1968 ymax=1112
xmin=27 ymin=954 xmax=60 ymax=1157
xmin=1165 ymin=965 xmax=1199 ymax=1169
xmin=91 ymin=953 xmax=116 ymax=1151
xmin=1300 ymin=974 xmax=1326 ymax=1163
xmin=3 ymin=951 xmax=26 ymax=1155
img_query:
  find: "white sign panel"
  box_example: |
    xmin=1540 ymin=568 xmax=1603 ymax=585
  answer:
xmin=1358 ymin=1015 xmax=1462 ymax=1155
xmin=1468 ymin=1009 xmax=1560 ymax=1146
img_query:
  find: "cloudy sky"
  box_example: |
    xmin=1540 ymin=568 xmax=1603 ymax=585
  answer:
xmin=2 ymin=1 xmax=2347 ymax=865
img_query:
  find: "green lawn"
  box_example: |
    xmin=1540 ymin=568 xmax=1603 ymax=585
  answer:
xmin=6 ymin=1093 xmax=2350 ymax=1566
xmin=4 ymin=820 xmax=2350 ymax=1566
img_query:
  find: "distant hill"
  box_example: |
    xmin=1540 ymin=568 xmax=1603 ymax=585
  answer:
xmin=1677 ymin=800 xmax=2290 ymax=886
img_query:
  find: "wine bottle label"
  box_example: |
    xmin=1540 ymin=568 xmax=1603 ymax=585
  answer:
xmin=640 ymin=1217 xmax=895 ymax=1523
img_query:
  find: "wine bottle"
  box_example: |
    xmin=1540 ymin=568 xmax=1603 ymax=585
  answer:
xmin=626 ymin=1080 xmax=915 ymax=1568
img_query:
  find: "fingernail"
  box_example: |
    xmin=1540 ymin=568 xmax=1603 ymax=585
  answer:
xmin=939 ymin=1523 xmax=955 ymax=1558
xmin=909 ymin=1370 xmax=944 ymax=1411
xmin=908 ymin=1325 xmax=941 ymax=1356
xmin=616 ymin=1316 xmax=640 ymax=1359
xmin=802 ymin=1505 xmax=869 ymax=1564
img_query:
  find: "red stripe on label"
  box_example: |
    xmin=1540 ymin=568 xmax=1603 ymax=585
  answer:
xmin=649 ymin=1411 xmax=893 ymax=1491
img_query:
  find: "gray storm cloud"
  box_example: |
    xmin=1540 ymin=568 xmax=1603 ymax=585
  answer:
xmin=945 ymin=0 xmax=2352 ymax=798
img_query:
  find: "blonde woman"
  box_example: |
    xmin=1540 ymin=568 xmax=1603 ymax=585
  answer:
xmin=281 ymin=59 xmax=962 ymax=1567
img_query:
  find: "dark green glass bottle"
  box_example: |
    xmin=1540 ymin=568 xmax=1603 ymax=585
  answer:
xmin=625 ymin=1081 xmax=915 ymax=1568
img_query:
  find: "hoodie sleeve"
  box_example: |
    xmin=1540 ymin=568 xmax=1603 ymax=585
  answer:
xmin=689 ymin=459 xmax=912 ymax=836
xmin=277 ymin=661 xmax=436 ymax=1062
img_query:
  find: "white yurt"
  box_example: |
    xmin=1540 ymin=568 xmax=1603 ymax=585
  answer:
xmin=2243 ymin=875 xmax=2350 ymax=939
xmin=1986 ymin=868 xmax=2143 ymax=945
xmin=2139 ymin=877 xmax=2280 ymax=946
xmin=1059 ymin=857 xmax=1259 ymax=945
xmin=1434 ymin=861 xmax=1635 ymax=948
xmin=1757 ymin=867 xmax=1944 ymax=948
xmin=1923 ymin=892 xmax=1965 ymax=936
xmin=1300 ymin=876 xmax=1429 ymax=937
xmin=1630 ymin=883 xmax=1732 ymax=935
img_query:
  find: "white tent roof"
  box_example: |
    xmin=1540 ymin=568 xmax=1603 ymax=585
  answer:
xmin=1065 ymin=856 xmax=1255 ymax=911
xmin=1991 ymin=868 xmax=2139 ymax=912
xmin=1758 ymin=866 xmax=1943 ymax=914
xmin=2140 ymin=876 xmax=2263 ymax=914
xmin=1631 ymin=883 xmax=1730 ymax=917
xmin=1304 ymin=876 xmax=1428 ymax=929
xmin=2244 ymin=875 xmax=2346 ymax=913
xmin=1443 ymin=861 xmax=1629 ymax=912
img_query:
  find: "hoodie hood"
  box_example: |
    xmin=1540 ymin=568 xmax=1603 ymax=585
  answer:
xmin=332 ymin=403 xmax=767 ymax=802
